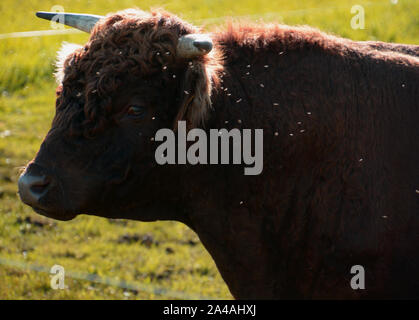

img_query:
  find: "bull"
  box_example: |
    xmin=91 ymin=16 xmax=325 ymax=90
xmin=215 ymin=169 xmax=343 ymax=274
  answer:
xmin=18 ymin=9 xmax=419 ymax=299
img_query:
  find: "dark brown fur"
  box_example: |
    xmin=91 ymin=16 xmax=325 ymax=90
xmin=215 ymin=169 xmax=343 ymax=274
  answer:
xmin=21 ymin=9 xmax=419 ymax=299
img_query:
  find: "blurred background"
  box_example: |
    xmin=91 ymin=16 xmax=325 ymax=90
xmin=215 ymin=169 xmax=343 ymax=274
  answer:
xmin=0 ymin=0 xmax=417 ymax=299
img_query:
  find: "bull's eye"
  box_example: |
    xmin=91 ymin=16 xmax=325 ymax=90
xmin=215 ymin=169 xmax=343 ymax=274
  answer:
xmin=127 ymin=105 xmax=146 ymax=118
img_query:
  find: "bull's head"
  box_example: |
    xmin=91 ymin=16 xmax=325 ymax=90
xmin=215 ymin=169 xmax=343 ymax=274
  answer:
xmin=18 ymin=9 xmax=222 ymax=222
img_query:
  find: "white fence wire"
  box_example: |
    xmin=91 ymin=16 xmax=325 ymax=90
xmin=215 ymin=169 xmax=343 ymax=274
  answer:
xmin=0 ymin=257 xmax=217 ymax=300
xmin=0 ymin=29 xmax=81 ymax=40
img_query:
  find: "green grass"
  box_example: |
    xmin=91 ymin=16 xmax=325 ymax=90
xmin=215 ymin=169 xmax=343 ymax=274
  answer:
xmin=0 ymin=0 xmax=418 ymax=300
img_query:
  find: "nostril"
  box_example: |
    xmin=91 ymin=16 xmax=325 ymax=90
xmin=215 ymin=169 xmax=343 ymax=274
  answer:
xmin=29 ymin=177 xmax=50 ymax=195
xmin=18 ymin=173 xmax=52 ymax=206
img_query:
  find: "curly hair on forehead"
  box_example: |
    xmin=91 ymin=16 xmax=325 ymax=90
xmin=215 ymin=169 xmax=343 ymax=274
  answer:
xmin=54 ymin=8 xmax=224 ymax=137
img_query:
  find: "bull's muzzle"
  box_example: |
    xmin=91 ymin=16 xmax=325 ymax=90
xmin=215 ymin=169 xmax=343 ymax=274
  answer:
xmin=18 ymin=170 xmax=51 ymax=207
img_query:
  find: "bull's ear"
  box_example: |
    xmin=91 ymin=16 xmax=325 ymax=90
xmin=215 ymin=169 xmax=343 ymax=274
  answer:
xmin=55 ymin=42 xmax=83 ymax=84
xmin=174 ymin=61 xmax=214 ymax=129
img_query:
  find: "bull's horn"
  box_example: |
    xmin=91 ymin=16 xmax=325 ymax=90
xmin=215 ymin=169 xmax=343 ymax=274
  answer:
xmin=177 ymin=34 xmax=213 ymax=58
xmin=36 ymin=11 xmax=213 ymax=57
xmin=36 ymin=11 xmax=103 ymax=33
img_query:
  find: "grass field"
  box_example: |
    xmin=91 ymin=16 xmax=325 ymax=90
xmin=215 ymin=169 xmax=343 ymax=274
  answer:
xmin=0 ymin=0 xmax=418 ymax=300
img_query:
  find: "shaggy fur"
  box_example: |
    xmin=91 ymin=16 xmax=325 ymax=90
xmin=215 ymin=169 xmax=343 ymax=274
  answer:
xmin=55 ymin=9 xmax=223 ymax=132
xmin=21 ymin=9 xmax=419 ymax=299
